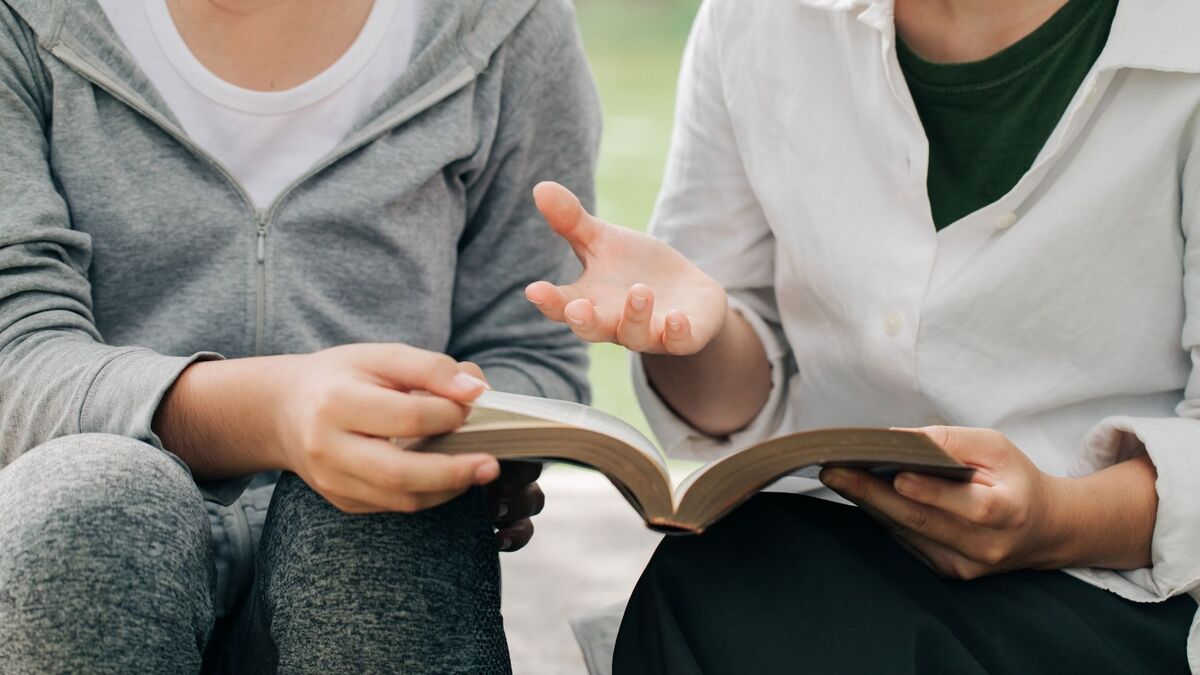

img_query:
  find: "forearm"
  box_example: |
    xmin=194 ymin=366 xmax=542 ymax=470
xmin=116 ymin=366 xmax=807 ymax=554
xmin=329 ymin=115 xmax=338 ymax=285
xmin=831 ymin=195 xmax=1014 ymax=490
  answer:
xmin=153 ymin=356 xmax=292 ymax=480
xmin=642 ymin=308 xmax=772 ymax=437
xmin=1042 ymin=454 xmax=1158 ymax=570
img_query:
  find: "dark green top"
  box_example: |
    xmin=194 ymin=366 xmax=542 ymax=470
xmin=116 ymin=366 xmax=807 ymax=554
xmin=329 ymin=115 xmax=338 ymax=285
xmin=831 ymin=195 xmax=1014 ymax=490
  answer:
xmin=897 ymin=0 xmax=1119 ymax=230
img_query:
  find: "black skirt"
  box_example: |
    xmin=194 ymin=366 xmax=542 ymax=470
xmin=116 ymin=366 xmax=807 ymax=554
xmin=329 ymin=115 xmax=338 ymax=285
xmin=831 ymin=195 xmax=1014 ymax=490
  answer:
xmin=613 ymin=493 xmax=1196 ymax=674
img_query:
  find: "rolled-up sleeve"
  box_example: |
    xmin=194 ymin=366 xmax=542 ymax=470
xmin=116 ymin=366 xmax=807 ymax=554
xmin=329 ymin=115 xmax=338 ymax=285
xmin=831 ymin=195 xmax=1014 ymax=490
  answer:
xmin=1068 ymin=417 xmax=1200 ymax=600
xmin=1067 ymin=416 xmax=1200 ymax=672
xmin=1064 ymin=126 xmax=1200 ymax=671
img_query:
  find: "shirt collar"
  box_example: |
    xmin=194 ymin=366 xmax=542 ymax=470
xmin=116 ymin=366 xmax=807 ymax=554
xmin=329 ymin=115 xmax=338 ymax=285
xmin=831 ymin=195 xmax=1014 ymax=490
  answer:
xmin=1097 ymin=0 xmax=1200 ymax=74
xmin=790 ymin=0 xmax=1200 ymax=74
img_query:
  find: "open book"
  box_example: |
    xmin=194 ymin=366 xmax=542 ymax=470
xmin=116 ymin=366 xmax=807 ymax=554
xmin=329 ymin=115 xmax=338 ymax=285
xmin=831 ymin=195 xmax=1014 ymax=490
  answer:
xmin=412 ymin=391 xmax=973 ymax=535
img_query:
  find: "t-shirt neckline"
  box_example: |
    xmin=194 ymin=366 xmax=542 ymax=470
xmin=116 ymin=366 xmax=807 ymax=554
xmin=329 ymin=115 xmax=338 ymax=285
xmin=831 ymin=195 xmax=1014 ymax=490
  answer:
xmin=143 ymin=0 xmax=398 ymax=114
xmin=896 ymin=0 xmax=1109 ymax=92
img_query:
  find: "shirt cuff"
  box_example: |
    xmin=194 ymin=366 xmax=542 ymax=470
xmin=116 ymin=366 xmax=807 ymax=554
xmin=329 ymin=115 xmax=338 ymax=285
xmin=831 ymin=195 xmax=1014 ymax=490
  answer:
xmin=631 ymin=294 xmax=793 ymax=462
xmin=79 ymin=348 xmax=251 ymax=505
xmin=1062 ymin=416 xmax=1200 ymax=610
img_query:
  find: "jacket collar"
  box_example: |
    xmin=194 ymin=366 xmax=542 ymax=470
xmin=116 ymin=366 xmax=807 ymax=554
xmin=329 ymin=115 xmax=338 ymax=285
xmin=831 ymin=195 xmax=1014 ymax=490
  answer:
xmin=1 ymin=0 xmax=544 ymax=130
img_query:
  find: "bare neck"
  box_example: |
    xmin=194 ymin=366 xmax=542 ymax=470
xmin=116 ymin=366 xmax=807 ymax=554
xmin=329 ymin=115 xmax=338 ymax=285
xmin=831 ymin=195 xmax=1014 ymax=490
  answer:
xmin=894 ymin=0 xmax=1070 ymax=63
xmin=165 ymin=0 xmax=376 ymax=91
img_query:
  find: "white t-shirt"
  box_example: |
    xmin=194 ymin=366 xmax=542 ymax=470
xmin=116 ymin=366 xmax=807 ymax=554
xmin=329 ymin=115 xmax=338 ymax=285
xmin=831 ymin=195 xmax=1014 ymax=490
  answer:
xmin=98 ymin=0 xmax=421 ymax=207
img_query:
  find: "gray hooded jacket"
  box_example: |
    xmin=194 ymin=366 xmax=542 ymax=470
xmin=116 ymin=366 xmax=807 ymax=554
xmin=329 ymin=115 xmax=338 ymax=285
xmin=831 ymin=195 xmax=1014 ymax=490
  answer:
xmin=0 ymin=0 xmax=598 ymax=615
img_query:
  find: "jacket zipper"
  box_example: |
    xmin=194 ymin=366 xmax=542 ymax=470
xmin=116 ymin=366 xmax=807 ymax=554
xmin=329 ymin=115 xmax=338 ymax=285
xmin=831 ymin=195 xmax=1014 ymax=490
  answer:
xmin=255 ymin=213 xmax=268 ymax=355
xmin=51 ymin=44 xmax=274 ymax=354
xmin=52 ymin=42 xmax=477 ymax=355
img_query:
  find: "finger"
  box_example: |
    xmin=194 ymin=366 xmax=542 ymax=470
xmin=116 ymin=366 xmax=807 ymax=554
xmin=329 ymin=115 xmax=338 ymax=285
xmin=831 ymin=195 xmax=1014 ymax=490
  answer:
xmin=300 ymin=466 xmax=469 ymax=514
xmin=820 ymin=468 xmax=970 ymax=547
xmin=343 ymin=478 xmax=468 ymax=509
xmin=616 ymin=284 xmax=658 ymax=351
xmin=525 ymin=281 xmax=574 ymax=322
xmin=319 ymin=492 xmax=378 ymax=514
xmin=833 ymin=490 xmax=984 ymax=579
xmin=334 ymin=386 xmax=469 ymax=438
xmin=893 ymin=472 xmax=1013 ymax=527
xmin=890 ymin=528 xmax=988 ymax=579
xmin=533 ymin=182 xmax=603 ymax=259
xmin=357 ymin=345 xmax=488 ymax=403
xmin=496 ymin=519 xmax=535 ymax=552
xmin=339 ymin=434 xmax=500 ymax=494
xmin=490 ymin=482 xmax=546 ymax=524
xmin=564 ymin=298 xmax=616 ymax=342
xmin=661 ymin=309 xmax=699 ymax=355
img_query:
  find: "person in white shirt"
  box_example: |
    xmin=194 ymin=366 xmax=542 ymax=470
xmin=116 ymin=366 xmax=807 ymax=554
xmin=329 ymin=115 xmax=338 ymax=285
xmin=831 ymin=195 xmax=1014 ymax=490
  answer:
xmin=529 ymin=0 xmax=1200 ymax=671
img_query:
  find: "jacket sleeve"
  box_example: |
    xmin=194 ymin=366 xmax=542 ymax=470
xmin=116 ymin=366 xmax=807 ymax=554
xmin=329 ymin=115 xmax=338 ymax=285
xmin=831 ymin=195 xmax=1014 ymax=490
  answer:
xmin=629 ymin=0 xmax=796 ymax=461
xmin=0 ymin=9 xmax=237 ymax=503
xmin=448 ymin=0 xmax=598 ymax=404
xmin=1063 ymin=121 xmax=1200 ymax=626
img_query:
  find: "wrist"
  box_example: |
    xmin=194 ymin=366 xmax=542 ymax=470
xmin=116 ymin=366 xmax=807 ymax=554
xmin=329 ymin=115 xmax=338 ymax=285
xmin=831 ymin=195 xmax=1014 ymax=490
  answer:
xmin=253 ymin=354 xmax=303 ymax=472
xmin=1031 ymin=458 xmax=1158 ymax=570
xmin=643 ymin=304 xmax=770 ymax=437
xmin=1030 ymin=472 xmax=1079 ymax=569
xmin=159 ymin=355 xmax=297 ymax=478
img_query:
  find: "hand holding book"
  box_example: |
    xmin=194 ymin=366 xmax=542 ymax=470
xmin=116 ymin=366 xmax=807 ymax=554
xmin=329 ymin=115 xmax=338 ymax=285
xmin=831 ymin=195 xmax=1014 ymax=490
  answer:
xmin=818 ymin=426 xmax=1158 ymax=577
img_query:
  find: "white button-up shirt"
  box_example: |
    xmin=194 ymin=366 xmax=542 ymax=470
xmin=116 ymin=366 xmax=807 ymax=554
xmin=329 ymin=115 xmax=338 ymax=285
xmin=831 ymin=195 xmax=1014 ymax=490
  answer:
xmin=632 ymin=0 xmax=1200 ymax=667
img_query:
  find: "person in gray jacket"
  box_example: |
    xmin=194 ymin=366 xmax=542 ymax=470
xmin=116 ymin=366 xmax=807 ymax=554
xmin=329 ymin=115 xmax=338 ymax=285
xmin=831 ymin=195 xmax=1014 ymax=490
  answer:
xmin=0 ymin=0 xmax=598 ymax=672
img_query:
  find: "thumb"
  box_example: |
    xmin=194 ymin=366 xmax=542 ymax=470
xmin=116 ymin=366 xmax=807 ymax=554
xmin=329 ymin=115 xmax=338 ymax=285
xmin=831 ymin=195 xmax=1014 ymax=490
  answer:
xmin=533 ymin=181 xmax=602 ymax=259
xmin=456 ymin=361 xmax=490 ymax=388
xmin=896 ymin=425 xmax=967 ymax=460
xmin=913 ymin=425 xmax=1008 ymax=468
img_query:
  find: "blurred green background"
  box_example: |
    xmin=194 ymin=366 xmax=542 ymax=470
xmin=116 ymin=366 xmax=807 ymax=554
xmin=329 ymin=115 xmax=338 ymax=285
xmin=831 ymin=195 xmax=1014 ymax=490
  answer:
xmin=574 ymin=0 xmax=700 ymax=439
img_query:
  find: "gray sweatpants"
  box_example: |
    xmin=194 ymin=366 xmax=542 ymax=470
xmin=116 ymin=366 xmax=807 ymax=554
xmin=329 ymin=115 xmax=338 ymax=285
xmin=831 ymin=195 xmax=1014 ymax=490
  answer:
xmin=0 ymin=434 xmax=510 ymax=674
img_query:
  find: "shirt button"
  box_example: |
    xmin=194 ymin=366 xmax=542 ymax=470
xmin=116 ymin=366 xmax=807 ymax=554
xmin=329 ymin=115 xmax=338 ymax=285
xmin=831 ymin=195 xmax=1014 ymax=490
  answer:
xmin=883 ymin=311 xmax=903 ymax=337
xmin=995 ymin=211 xmax=1018 ymax=231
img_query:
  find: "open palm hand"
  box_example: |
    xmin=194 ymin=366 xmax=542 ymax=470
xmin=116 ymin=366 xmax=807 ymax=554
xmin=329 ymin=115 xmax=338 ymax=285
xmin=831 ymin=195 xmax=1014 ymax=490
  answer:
xmin=525 ymin=182 xmax=727 ymax=355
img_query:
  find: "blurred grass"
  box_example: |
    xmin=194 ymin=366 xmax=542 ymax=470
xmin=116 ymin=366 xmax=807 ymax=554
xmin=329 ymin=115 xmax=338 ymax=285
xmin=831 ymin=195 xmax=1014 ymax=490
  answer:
xmin=575 ymin=0 xmax=700 ymax=440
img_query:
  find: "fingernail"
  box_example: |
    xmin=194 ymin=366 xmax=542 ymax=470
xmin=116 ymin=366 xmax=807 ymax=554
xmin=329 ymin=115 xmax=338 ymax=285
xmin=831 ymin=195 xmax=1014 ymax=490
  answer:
xmin=567 ymin=314 xmax=585 ymax=326
xmin=667 ymin=318 xmax=682 ymax=331
xmin=499 ymin=536 xmax=513 ymax=551
xmin=453 ymin=373 xmax=488 ymax=393
xmin=494 ymin=500 xmax=510 ymax=520
xmin=630 ymin=290 xmax=647 ymax=311
xmin=475 ymin=461 xmax=500 ymax=484
xmin=528 ymin=298 xmax=543 ymax=307
xmin=894 ymin=474 xmax=917 ymax=495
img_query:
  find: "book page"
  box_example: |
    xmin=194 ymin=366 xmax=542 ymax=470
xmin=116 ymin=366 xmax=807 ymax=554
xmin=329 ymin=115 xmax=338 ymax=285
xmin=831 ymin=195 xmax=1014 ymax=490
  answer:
xmin=472 ymin=391 xmax=668 ymax=470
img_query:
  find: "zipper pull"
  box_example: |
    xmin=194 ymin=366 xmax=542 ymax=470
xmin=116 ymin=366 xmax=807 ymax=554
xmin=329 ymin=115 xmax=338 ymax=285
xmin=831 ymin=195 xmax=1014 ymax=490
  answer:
xmin=256 ymin=215 xmax=268 ymax=263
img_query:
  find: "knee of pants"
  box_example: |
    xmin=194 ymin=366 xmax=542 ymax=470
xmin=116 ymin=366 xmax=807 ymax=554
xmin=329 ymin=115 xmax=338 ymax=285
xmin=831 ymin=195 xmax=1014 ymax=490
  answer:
xmin=256 ymin=474 xmax=501 ymax=623
xmin=0 ymin=434 xmax=211 ymax=605
xmin=250 ymin=475 xmax=507 ymax=672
